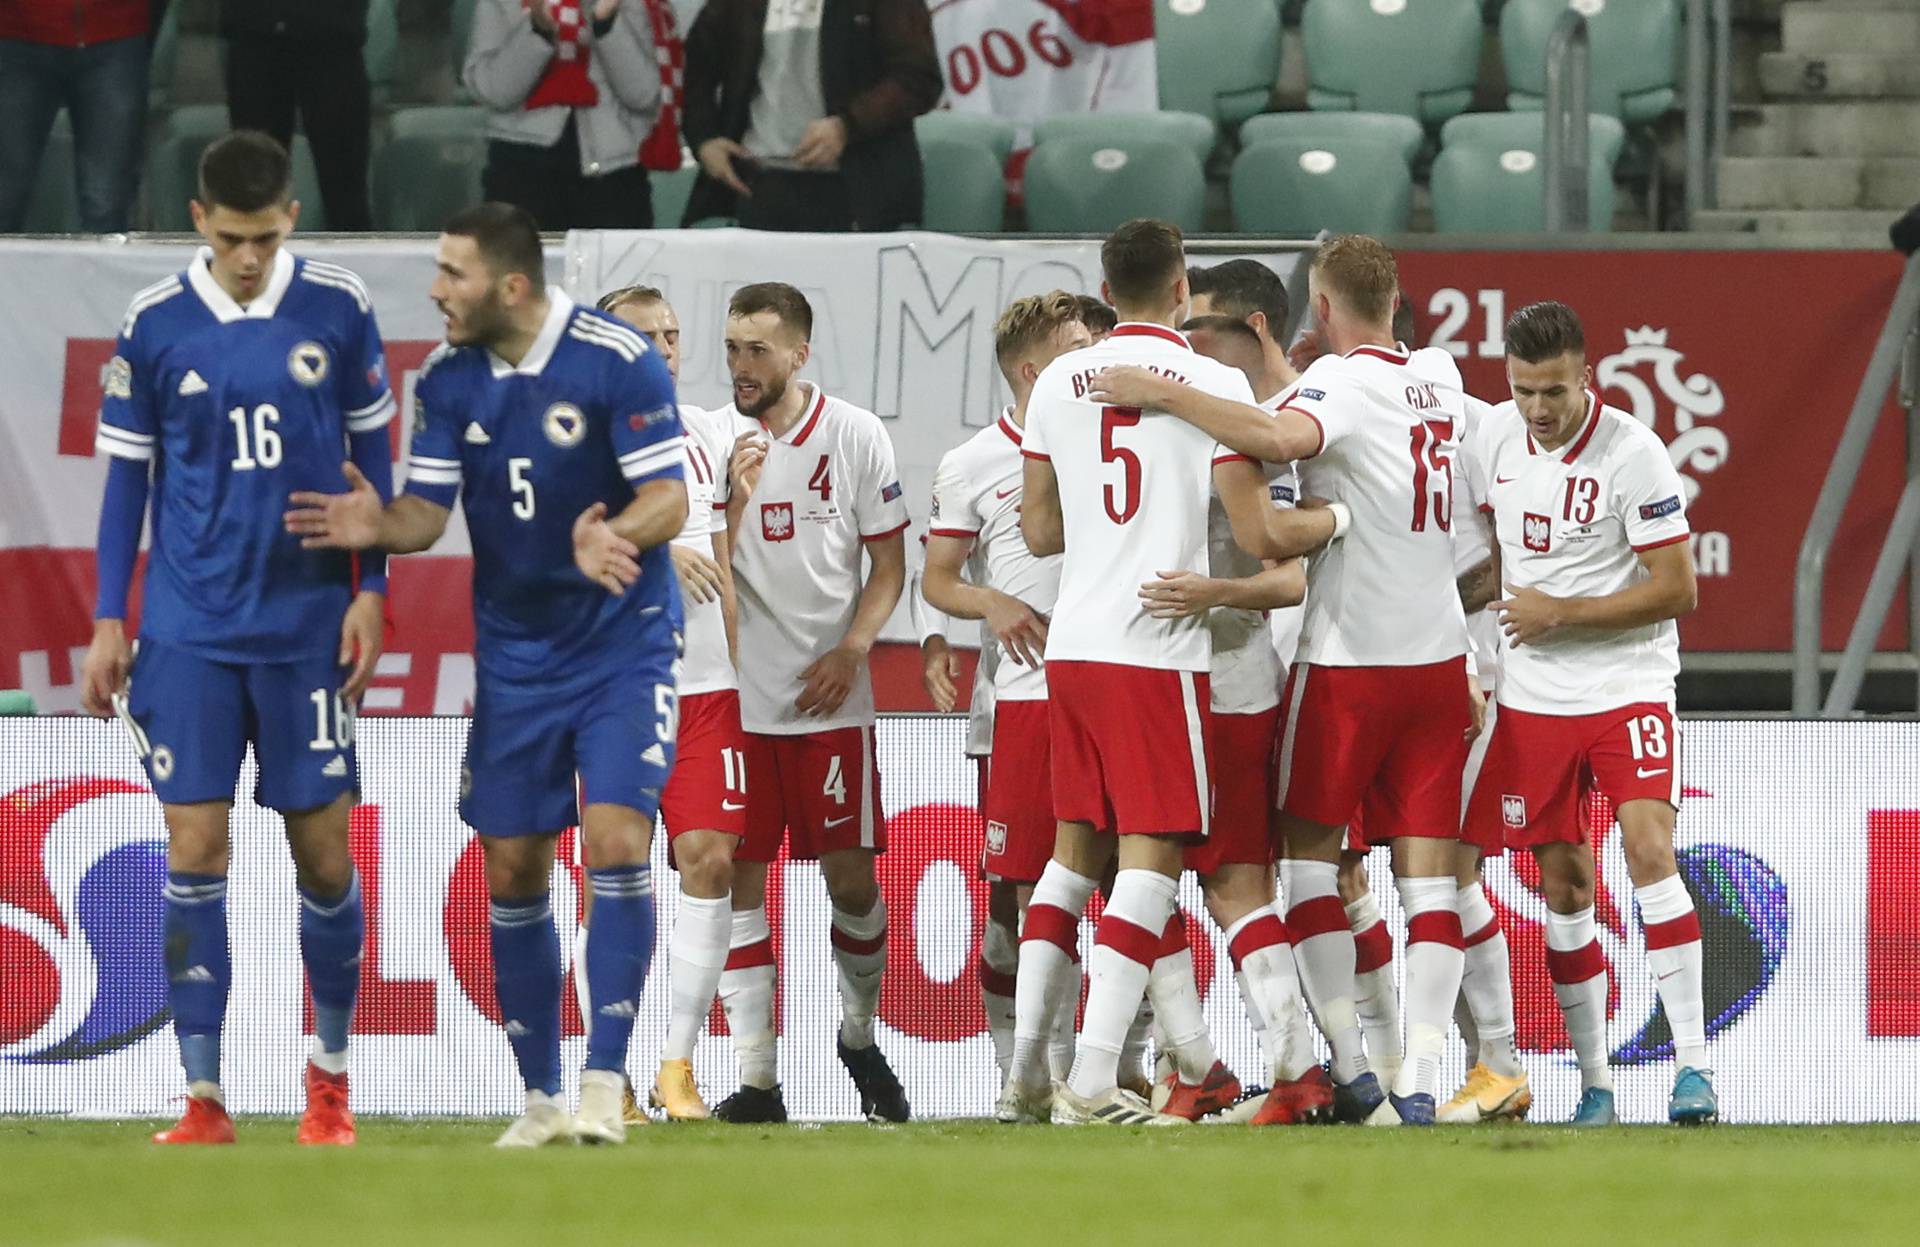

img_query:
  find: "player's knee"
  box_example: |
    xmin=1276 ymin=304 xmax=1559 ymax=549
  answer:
xmin=163 ymin=804 xmax=231 ymax=875
xmin=986 ymin=879 xmax=1019 ymax=930
xmin=677 ymin=836 xmax=735 ymax=898
xmin=1335 ymin=857 xmax=1370 ymax=903
xmin=821 ymin=853 xmax=879 ymax=913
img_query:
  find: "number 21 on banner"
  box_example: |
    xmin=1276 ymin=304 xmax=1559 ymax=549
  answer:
xmin=1429 ymin=288 xmax=1507 ymax=359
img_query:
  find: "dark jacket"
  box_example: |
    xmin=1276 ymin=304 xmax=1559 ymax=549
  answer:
xmin=681 ymin=0 xmax=942 ymax=230
xmin=0 ymin=1 xmax=149 ymax=46
xmin=219 ymin=0 xmax=367 ymax=49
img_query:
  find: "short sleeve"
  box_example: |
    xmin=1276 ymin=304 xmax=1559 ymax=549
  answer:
xmin=1616 ymin=436 xmax=1691 ymax=553
xmin=1021 ymin=388 xmax=1052 ymax=462
xmin=686 ymin=407 xmax=731 ymax=534
xmin=340 ymin=300 xmax=398 ymax=434
xmin=1268 ymin=464 xmax=1299 ymax=511
xmin=1278 ymin=360 xmax=1355 ymax=459
xmin=928 ymin=450 xmax=981 ymax=539
xmin=610 ymin=350 xmax=686 ymax=487
xmin=1456 ymin=400 xmax=1492 ymax=515
xmin=95 ymin=322 xmax=156 ymax=463
xmin=403 ymin=352 xmax=463 ymax=508
xmin=853 ymin=420 xmax=910 ymax=542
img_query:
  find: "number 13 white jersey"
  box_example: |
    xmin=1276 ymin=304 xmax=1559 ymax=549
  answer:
xmin=1286 ymin=344 xmax=1470 ymax=668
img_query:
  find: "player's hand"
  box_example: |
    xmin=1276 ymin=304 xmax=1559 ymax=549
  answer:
xmin=671 ymin=543 xmax=725 ymax=604
xmin=1465 ymin=677 xmax=1487 ymax=742
xmin=921 ymin=636 xmax=959 ymax=712
xmin=1139 ymin=570 xmax=1226 ymax=619
xmin=1087 ymin=365 xmax=1177 ymax=411
xmin=285 ymin=462 xmax=385 ymax=550
xmin=729 ymin=432 xmax=768 ymax=499
xmin=339 ymin=591 xmax=385 ymax=702
xmin=1493 ymin=586 xmax=1565 ymax=648
xmin=796 ymin=645 xmax=862 ymax=717
xmin=983 ymin=590 xmax=1049 ymax=667
xmin=1287 ymin=327 xmax=1329 ymax=374
xmin=698 ymin=138 xmax=754 ymax=197
xmin=80 ymin=619 xmax=131 ymax=718
xmin=792 ymin=117 xmax=848 ymax=169
xmin=573 ymin=501 xmax=641 ymax=595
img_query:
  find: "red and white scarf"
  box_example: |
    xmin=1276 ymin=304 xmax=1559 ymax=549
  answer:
xmin=524 ymin=0 xmax=600 ymax=111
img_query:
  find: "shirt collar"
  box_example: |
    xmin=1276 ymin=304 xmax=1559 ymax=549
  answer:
xmin=1109 ymin=322 xmax=1191 ymax=349
xmin=997 ymin=406 xmax=1022 ymax=445
xmin=187 ymin=246 xmax=295 ymax=323
xmin=488 ymin=286 xmax=574 ymax=379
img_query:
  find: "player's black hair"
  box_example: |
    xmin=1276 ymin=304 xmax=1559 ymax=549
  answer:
xmin=196 ymin=130 xmax=293 ymax=213
xmin=442 ymin=202 xmax=546 ymax=285
xmin=1505 ymin=300 xmax=1586 ymax=364
xmin=729 ymin=282 xmax=814 ymax=342
xmin=1188 ymin=260 xmax=1289 ymax=338
xmin=1073 ymin=295 xmax=1117 ymax=335
xmin=1101 ymin=218 xmax=1186 ymax=309
xmin=1180 ymin=314 xmax=1263 ymax=353
xmin=1392 ymin=288 xmax=1419 ymax=348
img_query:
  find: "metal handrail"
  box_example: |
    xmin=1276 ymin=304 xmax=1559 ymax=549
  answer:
xmin=1792 ymin=252 xmax=1920 ymax=714
xmin=1543 ymin=10 xmax=1591 ymax=232
xmin=1684 ymin=0 xmax=1732 ymax=222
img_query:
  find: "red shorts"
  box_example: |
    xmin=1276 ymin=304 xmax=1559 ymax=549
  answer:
xmin=1187 ymin=707 xmax=1279 ymax=876
xmin=1048 ymin=660 xmax=1213 ymax=837
xmin=660 ymin=689 xmax=748 ymax=844
xmin=1457 ymin=696 xmax=1503 ymax=854
xmin=739 ymin=726 xmax=886 ymax=862
xmin=982 ymin=699 xmax=1054 ymax=883
xmin=1277 ymin=659 xmax=1470 ymax=841
xmin=1465 ymin=702 xmax=1681 ymax=849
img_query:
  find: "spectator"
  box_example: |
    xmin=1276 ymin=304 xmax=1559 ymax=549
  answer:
xmin=0 ymin=0 xmax=151 ymax=233
xmin=219 ymin=1 xmax=374 ymax=231
xmin=682 ymin=0 xmax=941 ymax=232
xmin=466 ymin=0 xmax=662 ymax=231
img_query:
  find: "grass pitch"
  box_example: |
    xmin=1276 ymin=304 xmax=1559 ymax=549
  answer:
xmin=4 ymin=1118 xmax=1918 ymax=1247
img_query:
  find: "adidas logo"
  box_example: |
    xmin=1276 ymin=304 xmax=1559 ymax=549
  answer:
xmin=180 ymin=965 xmax=215 ymax=983
xmin=641 ymin=743 xmax=666 ymax=767
xmin=177 ymin=370 xmax=208 ymax=396
xmin=322 ymin=755 xmax=347 ymax=778
xmin=464 ymin=421 xmax=491 ymax=444
xmin=503 ymin=1020 xmax=528 ymax=1038
xmin=597 ymin=1000 xmax=637 ymax=1019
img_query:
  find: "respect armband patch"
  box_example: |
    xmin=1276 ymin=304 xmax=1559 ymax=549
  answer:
xmin=1639 ymin=495 xmax=1682 ymax=520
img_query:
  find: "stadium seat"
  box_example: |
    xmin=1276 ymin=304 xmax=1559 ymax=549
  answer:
xmin=1500 ymin=0 xmax=1681 ymax=124
xmin=149 ymin=1 xmax=225 ymax=108
xmin=21 ymin=113 xmax=78 ymax=233
xmin=1031 ymin=111 xmax=1217 ymax=168
xmin=1237 ymin=111 xmax=1426 ymax=165
xmin=1300 ymin=0 xmax=1483 ymax=125
xmin=1440 ymin=111 xmax=1629 ymax=169
xmin=1155 ymin=0 xmax=1283 ymax=128
xmin=1429 ymin=142 xmax=1616 ymax=233
xmin=1230 ymin=138 xmax=1411 ymax=236
xmin=147 ymin=106 xmax=329 ymax=231
xmin=372 ymin=108 xmax=487 ymax=231
xmin=915 ymin=112 xmax=1019 ymax=166
xmin=919 ymin=136 xmax=1007 ymax=233
xmin=1022 ymin=137 xmax=1206 ymax=234
xmin=0 ymin=690 xmax=36 ymax=715
xmin=366 ymin=0 xmax=400 ymax=106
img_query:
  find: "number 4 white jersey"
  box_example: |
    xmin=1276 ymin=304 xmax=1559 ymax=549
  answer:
xmin=1023 ymin=322 xmax=1256 ymax=673
xmin=1467 ymin=391 xmax=1690 ymax=715
xmin=1287 ymin=344 xmax=1470 ymax=668
xmin=674 ymin=404 xmax=737 ymax=696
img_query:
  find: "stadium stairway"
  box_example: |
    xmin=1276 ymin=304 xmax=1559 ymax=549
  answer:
xmin=1697 ymin=0 xmax=1920 ymax=241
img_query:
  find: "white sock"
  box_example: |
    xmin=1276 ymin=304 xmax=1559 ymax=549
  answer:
xmin=1046 ymin=975 xmax=1078 ymax=1082
xmin=1225 ymin=905 xmax=1315 ymax=1081
xmin=830 ymin=895 xmax=888 ymax=1050
xmin=1119 ymin=996 xmax=1153 ymax=1086
xmin=1636 ymin=873 xmax=1709 ymax=1073
xmin=1347 ymin=891 xmax=1403 ymax=1084
xmin=1147 ymin=916 xmax=1217 ymax=1084
xmin=1282 ymin=860 xmax=1367 ymax=1083
xmin=1067 ymin=870 xmax=1176 ymax=1099
xmin=1546 ymin=906 xmax=1613 ymax=1093
xmin=718 ymin=906 xmax=778 ymax=1090
xmin=1394 ymin=875 xmax=1465 ymax=1100
xmin=1013 ymin=862 xmax=1096 ymax=1089
xmin=1457 ymin=882 xmax=1522 ymax=1078
xmin=571 ymin=922 xmax=591 ymax=1035
xmin=979 ymin=915 xmax=1019 ymax=1080
xmin=664 ymin=892 xmax=732 ymax=1063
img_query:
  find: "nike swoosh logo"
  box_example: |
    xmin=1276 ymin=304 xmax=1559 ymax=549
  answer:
xmin=1636 ymin=767 xmax=1669 ymax=779
xmin=1495 ymin=475 xmax=1516 ymax=484
xmin=995 ymin=488 xmax=1019 ymax=499
xmin=824 ymin=815 xmax=855 ymax=828
xmin=722 ymin=800 xmax=745 ymax=811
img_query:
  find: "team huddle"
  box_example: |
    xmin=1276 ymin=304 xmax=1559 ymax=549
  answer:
xmin=80 ymin=131 xmax=1714 ymax=1148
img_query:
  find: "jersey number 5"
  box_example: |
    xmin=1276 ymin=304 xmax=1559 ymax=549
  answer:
xmin=1100 ymin=407 xmax=1142 ymax=524
xmin=1408 ymin=419 xmax=1453 ymax=533
xmin=509 ymin=457 xmax=535 ymax=520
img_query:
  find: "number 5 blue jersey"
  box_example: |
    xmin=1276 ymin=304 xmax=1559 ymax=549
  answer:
xmin=95 ymin=248 xmax=395 ymax=662
xmin=405 ymin=291 xmax=686 ymax=693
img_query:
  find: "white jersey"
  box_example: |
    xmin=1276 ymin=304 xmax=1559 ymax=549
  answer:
xmin=1286 ymin=344 xmax=1471 ymax=667
xmin=1470 ymin=391 xmax=1690 ymax=715
xmin=1024 ymin=323 xmax=1256 ymax=673
xmin=673 ymin=404 xmax=737 ymax=696
xmin=1207 ymin=396 xmax=1295 ymax=715
xmin=930 ymin=409 xmax=1061 ymax=702
xmin=910 ymin=538 xmax=996 ymax=755
xmin=729 ymin=386 xmax=910 ymax=734
xmin=1258 ymin=389 xmax=1306 ymax=679
xmin=1453 ymin=393 xmax=1501 ymax=692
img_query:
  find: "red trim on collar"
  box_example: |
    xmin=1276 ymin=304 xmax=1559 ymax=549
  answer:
xmin=1559 ymin=389 xmax=1602 ymax=464
xmin=998 ymin=411 xmax=1023 ymax=446
xmin=1109 ymin=322 xmax=1191 ymax=348
xmin=1345 ymin=342 xmax=1411 ymax=364
xmin=762 ymin=387 xmax=827 ymax=447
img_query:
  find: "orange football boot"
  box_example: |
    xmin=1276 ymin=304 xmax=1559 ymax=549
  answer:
xmin=1160 ymin=1061 xmax=1243 ymax=1121
xmin=297 ymin=1063 xmax=356 ymax=1145
xmin=152 ymin=1096 xmax=235 ymax=1145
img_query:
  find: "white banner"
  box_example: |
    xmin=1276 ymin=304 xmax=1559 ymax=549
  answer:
xmin=1 ymin=716 xmax=1916 ymax=1123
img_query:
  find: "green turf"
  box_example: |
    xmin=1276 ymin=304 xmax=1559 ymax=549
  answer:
xmin=4 ymin=1119 xmax=1919 ymax=1246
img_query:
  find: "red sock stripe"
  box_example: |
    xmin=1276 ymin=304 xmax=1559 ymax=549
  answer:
xmin=1286 ymin=895 xmax=1350 ymax=941
xmin=1094 ymin=915 xmax=1163 ymax=968
xmin=978 ymin=959 xmax=1017 ymax=998
xmin=1227 ymin=913 xmax=1290 ymax=971
xmin=830 ymin=924 xmax=887 ymax=957
xmin=1643 ymin=909 xmax=1702 ymax=950
xmin=1353 ymin=920 xmax=1395 ymax=971
xmin=1021 ymin=902 xmax=1081 ymax=956
xmin=1464 ymin=918 xmax=1502 ymax=948
xmin=1407 ymin=910 xmax=1464 ymax=950
xmin=1546 ymin=940 xmax=1607 ymax=984
xmin=1157 ymin=914 xmax=1189 ymax=959
xmin=724 ymin=938 xmax=774 ymax=971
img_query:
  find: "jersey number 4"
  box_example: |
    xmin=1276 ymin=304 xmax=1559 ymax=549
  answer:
xmin=1408 ymin=419 xmax=1453 ymax=533
xmin=1100 ymin=407 xmax=1142 ymax=524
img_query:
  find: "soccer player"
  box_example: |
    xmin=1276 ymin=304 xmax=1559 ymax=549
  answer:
xmin=79 ymin=131 xmax=393 ymax=1147
xmin=1090 ymin=235 xmax=1480 ymax=1125
xmin=922 ymin=291 xmax=1090 ymax=1114
xmin=1462 ymin=301 xmax=1712 ymax=1126
xmin=1188 ymin=259 xmax=1302 ymax=397
xmin=718 ymin=282 xmax=911 ymax=1124
xmin=1073 ymin=295 xmax=1117 ymax=342
xmin=284 ymin=203 xmax=688 ymax=1147
xmin=1016 ymin=219 xmax=1330 ymax=1126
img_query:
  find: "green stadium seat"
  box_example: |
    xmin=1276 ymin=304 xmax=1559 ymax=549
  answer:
xmin=1440 ymin=111 xmax=1628 ymax=168
xmin=0 ymin=690 xmax=37 ymax=716
xmin=919 ymin=136 xmax=1006 ymax=233
xmin=1022 ymin=137 xmax=1205 ymax=234
xmin=650 ymin=159 xmax=697 ymax=228
xmin=21 ymin=113 xmax=78 ymax=233
xmin=1155 ymin=0 xmax=1282 ymax=128
xmin=1429 ymin=142 xmax=1616 ymax=233
xmin=366 ymin=0 xmax=400 ymax=106
xmin=1301 ymin=0 xmax=1483 ymax=125
xmin=1237 ymin=111 xmax=1426 ymax=164
xmin=147 ymin=106 xmax=329 ymax=231
xmin=372 ymin=109 xmax=487 ymax=231
xmin=1230 ymin=138 xmax=1411 ymax=235
xmin=1032 ymin=111 xmax=1217 ymax=168
xmin=915 ymin=112 xmax=1019 ymax=166
xmin=1500 ymin=0 xmax=1680 ymax=124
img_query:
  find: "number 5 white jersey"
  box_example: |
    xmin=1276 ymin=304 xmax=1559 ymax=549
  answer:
xmin=1023 ymin=322 xmax=1256 ymax=674
xmin=1286 ymin=344 xmax=1470 ymax=668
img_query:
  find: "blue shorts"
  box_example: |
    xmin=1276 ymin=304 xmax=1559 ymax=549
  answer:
xmin=461 ymin=661 xmax=680 ymax=838
xmin=121 ymin=640 xmax=358 ymax=813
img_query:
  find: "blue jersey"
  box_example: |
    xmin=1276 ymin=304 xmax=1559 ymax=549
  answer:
xmin=406 ymin=291 xmax=686 ymax=692
xmin=95 ymin=248 xmax=395 ymax=662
